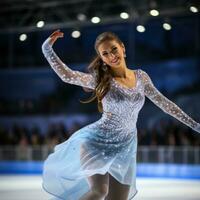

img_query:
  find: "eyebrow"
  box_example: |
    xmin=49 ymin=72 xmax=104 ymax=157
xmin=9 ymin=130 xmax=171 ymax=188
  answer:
xmin=101 ymin=45 xmax=117 ymax=53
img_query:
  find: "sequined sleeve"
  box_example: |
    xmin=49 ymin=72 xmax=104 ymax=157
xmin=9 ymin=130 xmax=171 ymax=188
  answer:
xmin=42 ymin=37 xmax=96 ymax=89
xmin=140 ymin=70 xmax=200 ymax=133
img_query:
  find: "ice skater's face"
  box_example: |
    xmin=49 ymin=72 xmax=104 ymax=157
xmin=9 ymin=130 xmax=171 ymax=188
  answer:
xmin=97 ymin=40 xmax=126 ymax=68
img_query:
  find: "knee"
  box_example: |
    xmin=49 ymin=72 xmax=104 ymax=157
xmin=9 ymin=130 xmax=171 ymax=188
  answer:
xmin=91 ymin=184 xmax=109 ymax=198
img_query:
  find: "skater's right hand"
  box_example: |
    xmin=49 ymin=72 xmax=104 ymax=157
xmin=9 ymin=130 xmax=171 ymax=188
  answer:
xmin=49 ymin=29 xmax=64 ymax=45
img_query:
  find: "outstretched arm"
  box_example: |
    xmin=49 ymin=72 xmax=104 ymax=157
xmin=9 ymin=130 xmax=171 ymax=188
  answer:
xmin=140 ymin=69 xmax=200 ymax=134
xmin=41 ymin=30 xmax=96 ymax=90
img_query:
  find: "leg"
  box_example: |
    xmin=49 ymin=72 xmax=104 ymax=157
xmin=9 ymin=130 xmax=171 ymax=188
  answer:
xmin=106 ymin=174 xmax=130 ymax=200
xmin=80 ymin=173 xmax=109 ymax=200
xmin=80 ymin=143 xmax=109 ymax=200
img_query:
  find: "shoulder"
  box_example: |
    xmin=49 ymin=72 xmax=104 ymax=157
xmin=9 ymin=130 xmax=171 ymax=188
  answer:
xmin=135 ymin=69 xmax=153 ymax=85
xmin=130 ymin=68 xmax=151 ymax=79
xmin=135 ymin=69 xmax=149 ymax=78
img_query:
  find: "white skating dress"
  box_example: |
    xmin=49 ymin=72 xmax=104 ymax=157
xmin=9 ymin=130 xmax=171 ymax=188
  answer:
xmin=41 ymin=37 xmax=200 ymax=200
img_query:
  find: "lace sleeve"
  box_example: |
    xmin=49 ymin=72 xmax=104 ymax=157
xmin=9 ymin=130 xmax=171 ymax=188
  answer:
xmin=41 ymin=37 xmax=96 ymax=90
xmin=140 ymin=69 xmax=200 ymax=134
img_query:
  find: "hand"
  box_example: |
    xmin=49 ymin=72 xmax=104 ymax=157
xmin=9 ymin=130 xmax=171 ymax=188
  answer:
xmin=49 ymin=29 xmax=64 ymax=45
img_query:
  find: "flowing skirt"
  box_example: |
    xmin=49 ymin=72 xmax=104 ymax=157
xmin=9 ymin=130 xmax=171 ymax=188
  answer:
xmin=42 ymin=121 xmax=138 ymax=200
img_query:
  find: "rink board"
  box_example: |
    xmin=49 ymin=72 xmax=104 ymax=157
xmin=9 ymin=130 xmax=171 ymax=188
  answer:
xmin=0 ymin=161 xmax=200 ymax=179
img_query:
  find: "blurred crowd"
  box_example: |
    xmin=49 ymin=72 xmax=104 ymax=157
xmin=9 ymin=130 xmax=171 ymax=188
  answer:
xmin=0 ymin=119 xmax=199 ymax=148
xmin=138 ymin=119 xmax=200 ymax=146
xmin=0 ymin=122 xmax=82 ymax=149
xmin=0 ymin=87 xmax=96 ymax=115
xmin=1 ymin=83 xmax=199 ymax=116
xmin=0 ymin=97 xmax=67 ymax=115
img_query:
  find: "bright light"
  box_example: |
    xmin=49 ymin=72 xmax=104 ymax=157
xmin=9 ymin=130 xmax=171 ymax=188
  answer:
xmin=163 ymin=23 xmax=171 ymax=30
xmin=19 ymin=34 xmax=27 ymax=41
xmin=77 ymin=13 xmax=86 ymax=21
xmin=91 ymin=16 xmax=101 ymax=24
xmin=136 ymin=25 xmax=145 ymax=33
xmin=36 ymin=20 xmax=45 ymax=28
xmin=71 ymin=31 xmax=81 ymax=38
xmin=120 ymin=12 xmax=129 ymax=19
xmin=150 ymin=9 xmax=159 ymax=16
xmin=190 ymin=6 xmax=198 ymax=13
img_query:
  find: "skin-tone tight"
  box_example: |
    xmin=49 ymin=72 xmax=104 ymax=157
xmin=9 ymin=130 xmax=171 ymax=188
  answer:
xmin=80 ymin=144 xmax=130 ymax=200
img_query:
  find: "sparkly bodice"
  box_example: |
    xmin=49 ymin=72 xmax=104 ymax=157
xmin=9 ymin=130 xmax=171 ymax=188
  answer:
xmin=100 ymin=72 xmax=145 ymax=131
xmin=42 ymin=37 xmax=200 ymax=134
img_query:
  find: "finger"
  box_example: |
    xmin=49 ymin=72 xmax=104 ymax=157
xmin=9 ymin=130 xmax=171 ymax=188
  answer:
xmin=54 ymin=31 xmax=64 ymax=38
xmin=49 ymin=29 xmax=61 ymax=37
xmin=49 ymin=32 xmax=57 ymax=38
xmin=58 ymin=32 xmax=64 ymax=37
xmin=49 ymin=33 xmax=59 ymax=39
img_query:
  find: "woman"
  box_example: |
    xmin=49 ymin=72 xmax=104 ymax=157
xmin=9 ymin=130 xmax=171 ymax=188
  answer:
xmin=41 ymin=30 xmax=200 ymax=200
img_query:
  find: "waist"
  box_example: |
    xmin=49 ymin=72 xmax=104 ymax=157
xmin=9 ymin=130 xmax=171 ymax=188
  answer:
xmin=100 ymin=112 xmax=137 ymax=130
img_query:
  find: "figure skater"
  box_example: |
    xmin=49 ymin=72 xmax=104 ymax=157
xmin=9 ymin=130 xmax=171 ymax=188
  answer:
xmin=41 ymin=29 xmax=200 ymax=200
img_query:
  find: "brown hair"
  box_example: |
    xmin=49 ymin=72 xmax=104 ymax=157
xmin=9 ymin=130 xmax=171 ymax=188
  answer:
xmin=80 ymin=32 xmax=123 ymax=113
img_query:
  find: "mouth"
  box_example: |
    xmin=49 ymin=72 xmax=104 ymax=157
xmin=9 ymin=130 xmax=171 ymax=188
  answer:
xmin=111 ymin=58 xmax=119 ymax=64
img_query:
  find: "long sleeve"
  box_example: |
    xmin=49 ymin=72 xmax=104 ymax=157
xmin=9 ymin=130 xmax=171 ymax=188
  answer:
xmin=140 ymin=69 xmax=200 ymax=134
xmin=41 ymin=37 xmax=96 ymax=90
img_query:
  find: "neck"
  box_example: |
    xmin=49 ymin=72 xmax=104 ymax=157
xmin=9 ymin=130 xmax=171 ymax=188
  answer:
xmin=110 ymin=63 xmax=129 ymax=78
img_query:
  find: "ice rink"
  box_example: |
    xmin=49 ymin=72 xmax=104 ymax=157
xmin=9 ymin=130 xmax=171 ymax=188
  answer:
xmin=0 ymin=175 xmax=200 ymax=200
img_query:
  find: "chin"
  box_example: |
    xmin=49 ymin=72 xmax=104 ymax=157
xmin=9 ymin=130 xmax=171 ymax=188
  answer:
xmin=112 ymin=62 xmax=121 ymax=67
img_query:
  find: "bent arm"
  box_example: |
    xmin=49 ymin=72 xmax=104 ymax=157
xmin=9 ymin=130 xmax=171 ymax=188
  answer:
xmin=41 ymin=37 xmax=96 ymax=89
xmin=140 ymin=70 xmax=200 ymax=133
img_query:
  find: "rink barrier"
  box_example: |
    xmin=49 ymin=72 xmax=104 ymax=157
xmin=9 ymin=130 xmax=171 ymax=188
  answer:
xmin=0 ymin=162 xmax=200 ymax=179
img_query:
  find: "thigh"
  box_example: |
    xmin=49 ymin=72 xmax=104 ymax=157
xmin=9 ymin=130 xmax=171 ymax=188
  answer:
xmin=80 ymin=143 xmax=109 ymax=190
xmin=106 ymin=174 xmax=130 ymax=200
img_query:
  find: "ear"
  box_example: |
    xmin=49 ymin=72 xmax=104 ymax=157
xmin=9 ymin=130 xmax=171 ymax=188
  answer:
xmin=121 ymin=43 xmax=126 ymax=53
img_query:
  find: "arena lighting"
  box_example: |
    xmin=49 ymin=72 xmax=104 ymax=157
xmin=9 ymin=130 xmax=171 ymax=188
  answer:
xmin=120 ymin=12 xmax=129 ymax=19
xmin=77 ymin=13 xmax=87 ymax=21
xmin=190 ymin=6 xmax=198 ymax=13
xmin=36 ymin=20 xmax=45 ymax=28
xmin=19 ymin=33 xmax=27 ymax=41
xmin=136 ymin=25 xmax=145 ymax=33
xmin=163 ymin=23 xmax=171 ymax=30
xmin=91 ymin=16 xmax=101 ymax=23
xmin=71 ymin=30 xmax=81 ymax=38
xmin=150 ymin=9 xmax=159 ymax=16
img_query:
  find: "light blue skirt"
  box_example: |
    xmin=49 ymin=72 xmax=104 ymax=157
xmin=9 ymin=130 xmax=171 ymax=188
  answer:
xmin=42 ymin=122 xmax=138 ymax=200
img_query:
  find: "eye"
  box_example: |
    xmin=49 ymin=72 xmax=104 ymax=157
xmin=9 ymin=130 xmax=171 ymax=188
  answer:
xmin=112 ymin=47 xmax=118 ymax=53
xmin=102 ymin=52 xmax=108 ymax=56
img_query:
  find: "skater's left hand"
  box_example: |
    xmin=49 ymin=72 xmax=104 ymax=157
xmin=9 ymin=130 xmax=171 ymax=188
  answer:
xmin=49 ymin=29 xmax=64 ymax=45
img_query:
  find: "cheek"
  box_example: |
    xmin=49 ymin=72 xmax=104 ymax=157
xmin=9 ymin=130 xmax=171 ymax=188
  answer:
xmin=118 ymin=50 xmax=124 ymax=56
xmin=101 ymin=57 xmax=109 ymax=63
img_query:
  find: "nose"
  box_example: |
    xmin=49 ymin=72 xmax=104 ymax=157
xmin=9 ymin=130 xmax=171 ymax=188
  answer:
xmin=109 ymin=52 xmax=116 ymax=59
